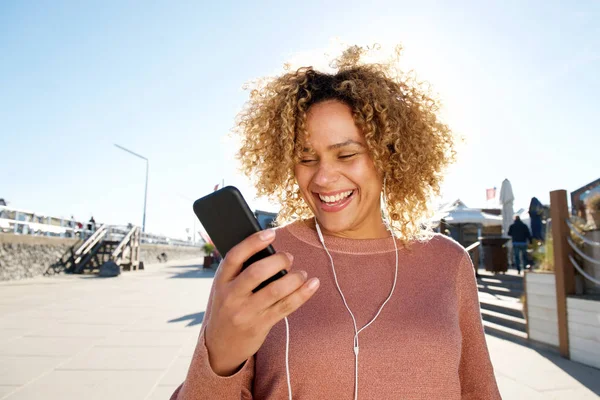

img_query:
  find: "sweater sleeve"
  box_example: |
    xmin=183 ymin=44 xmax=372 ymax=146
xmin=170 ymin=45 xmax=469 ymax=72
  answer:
xmin=170 ymin=278 xmax=255 ymax=400
xmin=456 ymin=253 xmax=502 ymax=399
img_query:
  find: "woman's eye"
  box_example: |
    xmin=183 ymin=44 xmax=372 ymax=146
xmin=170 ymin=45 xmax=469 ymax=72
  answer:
xmin=339 ymin=153 xmax=357 ymax=159
xmin=300 ymin=159 xmax=317 ymax=164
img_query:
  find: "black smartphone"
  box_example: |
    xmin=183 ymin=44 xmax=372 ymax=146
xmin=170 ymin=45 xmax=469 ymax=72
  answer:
xmin=193 ymin=186 xmax=287 ymax=292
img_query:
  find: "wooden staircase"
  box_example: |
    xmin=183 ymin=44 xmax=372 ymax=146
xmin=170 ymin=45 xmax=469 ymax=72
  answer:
xmin=111 ymin=225 xmax=142 ymax=272
xmin=45 ymin=238 xmax=83 ymax=276
xmin=477 ymin=270 xmax=528 ymax=344
xmin=51 ymin=225 xmax=142 ymax=275
xmin=466 ymin=241 xmax=528 ymax=344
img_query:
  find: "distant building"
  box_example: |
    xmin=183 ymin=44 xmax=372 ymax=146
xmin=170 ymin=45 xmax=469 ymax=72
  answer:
xmin=255 ymin=210 xmax=278 ymax=229
xmin=571 ymin=178 xmax=600 ymax=218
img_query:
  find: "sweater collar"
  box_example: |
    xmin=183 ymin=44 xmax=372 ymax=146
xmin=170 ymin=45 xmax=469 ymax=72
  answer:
xmin=283 ymin=219 xmax=402 ymax=254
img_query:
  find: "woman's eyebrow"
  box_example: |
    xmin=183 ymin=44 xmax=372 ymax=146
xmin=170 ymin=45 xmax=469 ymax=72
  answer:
xmin=328 ymin=140 xmax=364 ymax=150
xmin=302 ymin=140 xmax=365 ymax=152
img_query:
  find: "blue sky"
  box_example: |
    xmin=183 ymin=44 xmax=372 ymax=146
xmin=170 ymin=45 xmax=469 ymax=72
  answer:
xmin=1 ymin=1 xmax=598 ymax=239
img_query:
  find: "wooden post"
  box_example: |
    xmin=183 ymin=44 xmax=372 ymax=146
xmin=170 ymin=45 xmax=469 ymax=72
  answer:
xmin=550 ymin=189 xmax=576 ymax=358
xmin=134 ymin=228 xmax=140 ymax=270
xmin=132 ymin=228 xmax=138 ymax=271
xmin=129 ymin=231 xmax=134 ymax=271
xmin=523 ymin=271 xmax=530 ymax=338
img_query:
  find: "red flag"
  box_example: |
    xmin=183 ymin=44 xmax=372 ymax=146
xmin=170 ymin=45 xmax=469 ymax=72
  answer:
xmin=486 ymin=187 xmax=496 ymax=200
xmin=214 ymin=183 xmax=219 ymax=192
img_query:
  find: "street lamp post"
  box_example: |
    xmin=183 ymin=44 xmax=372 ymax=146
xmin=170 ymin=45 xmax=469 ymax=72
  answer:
xmin=114 ymin=144 xmax=149 ymax=233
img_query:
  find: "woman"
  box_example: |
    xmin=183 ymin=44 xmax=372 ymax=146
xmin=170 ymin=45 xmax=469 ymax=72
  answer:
xmin=172 ymin=45 xmax=501 ymax=399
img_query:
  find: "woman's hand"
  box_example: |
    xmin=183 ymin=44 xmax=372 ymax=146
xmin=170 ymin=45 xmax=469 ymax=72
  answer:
xmin=203 ymin=229 xmax=320 ymax=376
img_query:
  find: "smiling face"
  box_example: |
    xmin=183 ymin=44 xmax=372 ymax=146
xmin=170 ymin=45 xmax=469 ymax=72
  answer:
xmin=293 ymin=100 xmax=388 ymax=239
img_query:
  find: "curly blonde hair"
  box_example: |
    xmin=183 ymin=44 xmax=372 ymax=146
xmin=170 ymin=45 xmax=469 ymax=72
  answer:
xmin=235 ymin=45 xmax=456 ymax=242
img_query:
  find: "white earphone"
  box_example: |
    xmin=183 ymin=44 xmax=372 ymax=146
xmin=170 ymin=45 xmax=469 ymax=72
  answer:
xmin=284 ymin=177 xmax=398 ymax=400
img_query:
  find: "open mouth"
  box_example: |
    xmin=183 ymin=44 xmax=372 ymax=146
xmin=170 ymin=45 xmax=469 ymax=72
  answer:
xmin=314 ymin=190 xmax=356 ymax=211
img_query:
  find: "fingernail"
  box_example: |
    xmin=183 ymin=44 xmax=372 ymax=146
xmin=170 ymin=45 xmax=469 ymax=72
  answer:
xmin=259 ymin=229 xmax=275 ymax=241
xmin=308 ymin=278 xmax=320 ymax=290
xmin=300 ymin=270 xmax=307 ymax=279
xmin=285 ymin=252 xmax=294 ymax=262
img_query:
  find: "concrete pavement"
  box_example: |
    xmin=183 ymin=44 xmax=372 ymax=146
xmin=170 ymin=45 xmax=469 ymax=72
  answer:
xmin=0 ymin=259 xmax=599 ymax=399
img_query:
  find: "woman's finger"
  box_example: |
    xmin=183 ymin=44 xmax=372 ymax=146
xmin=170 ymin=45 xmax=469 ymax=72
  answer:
xmin=245 ymin=267 xmax=306 ymax=311
xmin=261 ymin=277 xmax=321 ymax=325
xmin=231 ymin=252 xmax=293 ymax=295
xmin=215 ymin=229 xmax=276 ymax=285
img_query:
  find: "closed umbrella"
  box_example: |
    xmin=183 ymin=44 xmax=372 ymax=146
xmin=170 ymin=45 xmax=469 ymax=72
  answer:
xmin=500 ymin=179 xmax=515 ymax=267
xmin=529 ymin=197 xmax=544 ymax=240
xmin=499 ymin=179 xmax=514 ymax=237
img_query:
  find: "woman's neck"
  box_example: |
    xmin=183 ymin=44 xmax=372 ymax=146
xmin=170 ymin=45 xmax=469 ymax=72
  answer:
xmin=305 ymin=218 xmax=390 ymax=240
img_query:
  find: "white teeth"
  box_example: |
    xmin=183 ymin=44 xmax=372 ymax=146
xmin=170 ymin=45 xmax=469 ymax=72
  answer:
xmin=319 ymin=190 xmax=353 ymax=203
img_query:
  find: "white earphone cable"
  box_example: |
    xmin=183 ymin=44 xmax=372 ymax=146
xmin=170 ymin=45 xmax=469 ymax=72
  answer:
xmin=285 ymin=316 xmax=292 ymax=400
xmin=315 ymin=221 xmax=398 ymax=400
xmin=285 ymin=179 xmax=397 ymax=400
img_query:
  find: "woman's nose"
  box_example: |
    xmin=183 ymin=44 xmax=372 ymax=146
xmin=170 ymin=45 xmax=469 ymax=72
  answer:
xmin=313 ymin=163 xmax=340 ymax=187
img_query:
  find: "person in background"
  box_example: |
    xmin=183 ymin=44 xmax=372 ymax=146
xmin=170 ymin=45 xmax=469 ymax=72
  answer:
xmin=508 ymin=215 xmax=532 ymax=274
xmin=87 ymin=216 xmax=96 ymax=232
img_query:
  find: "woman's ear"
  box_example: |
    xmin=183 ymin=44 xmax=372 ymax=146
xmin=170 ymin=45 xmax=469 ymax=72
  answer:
xmin=381 ymin=175 xmax=391 ymax=226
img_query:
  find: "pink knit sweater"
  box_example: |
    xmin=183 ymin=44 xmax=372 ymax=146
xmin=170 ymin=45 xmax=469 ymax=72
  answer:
xmin=172 ymin=221 xmax=501 ymax=399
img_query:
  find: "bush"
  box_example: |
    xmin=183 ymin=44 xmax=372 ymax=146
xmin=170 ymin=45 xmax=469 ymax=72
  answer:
xmin=536 ymin=226 xmax=554 ymax=272
xmin=586 ymin=193 xmax=600 ymax=213
xmin=202 ymin=243 xmax=215 ymax=256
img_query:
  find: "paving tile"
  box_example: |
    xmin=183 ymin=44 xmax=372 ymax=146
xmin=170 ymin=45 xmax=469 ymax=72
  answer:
xmin=0 ymin=385 xmax=19 ymax=398
xmin=59 ymin=346 xmax=178 ymax=370
xmin=23 ymin=322 xmax=120 ymax=339
xmin=121 ymin=318 xmax=198 ymax=332
xmin=495 ymin=374 xmax=547 ymax=400
xmin=52 ymin=310 xmax=143 ymax=325
xmin=146 ymin=384 xmax=179 ymax=400
xmin=98 ymin=330 xmax=192 ymax=347
xmin=0 ymin=317 xmax=53 ymax=330
xmin=159 ymin=355 xmax=192 ymax=386
xmin=0 ymin=305 xmax=27 ymax=318
xmin=0 ymin=355 xmax=66 ymax=385
xmin=0 ymin=329 xmax=31 ymax=343
xmin=14 ymin=309 xmax=98 ymax=322
xmin=547 ymin=388 xmax=600 ymax=400
xmin=489 ymin=336 xmax=594 ymax=393
xmin=180 ymin=335 xmax=200 ymax=356
xmin=0 ymin=337 xmax=92 ymax=357
xmin=3 ymin=370 xmax=161 ymax=400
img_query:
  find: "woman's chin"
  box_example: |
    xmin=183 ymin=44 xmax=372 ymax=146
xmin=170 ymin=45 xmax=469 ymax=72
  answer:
xmin=313 ymin=216 xmax=356 ymax=237
xmin=311 ymin=210 xmax=388 ymax=239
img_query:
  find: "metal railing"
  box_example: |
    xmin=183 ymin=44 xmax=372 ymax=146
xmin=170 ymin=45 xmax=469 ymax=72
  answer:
xmin=100 ymin=225 xmax=202 ymax=248
xmin=465 ymin=241 xmax=481 ymax=276
xmin=548 ymin=189 xmax=600 ymax=360
xmin=0 ymin=205 xmax=201 ymax=247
